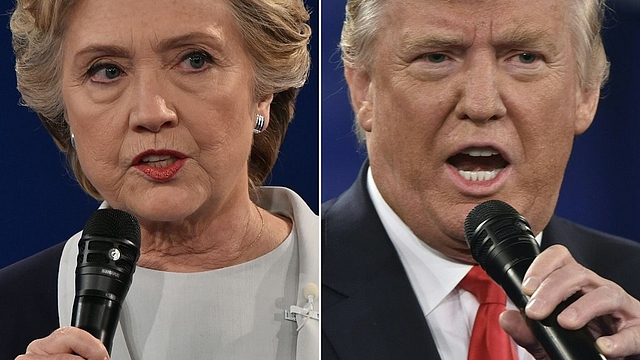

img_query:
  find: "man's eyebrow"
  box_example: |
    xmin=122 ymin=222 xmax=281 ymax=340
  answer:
xmin=491 ymin=27 xmax=560 ymax=53
xmin=400 ymin=33 xmax=467 ymax=52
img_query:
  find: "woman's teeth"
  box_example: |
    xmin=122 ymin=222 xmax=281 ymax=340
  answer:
xmin=141 ymin=155 xmax=176 ymax=168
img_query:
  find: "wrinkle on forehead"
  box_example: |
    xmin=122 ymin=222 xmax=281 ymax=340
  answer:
xmin=387 ymin=0 xmax=568 ymax=55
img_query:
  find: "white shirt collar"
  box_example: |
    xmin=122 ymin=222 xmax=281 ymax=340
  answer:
xmin=366 ymin=168 xmax=542 ymax=316
xmin=366 ymin=168 xmax=471 ymax=316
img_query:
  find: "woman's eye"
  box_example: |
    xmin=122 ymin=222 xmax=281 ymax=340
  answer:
xmin=88 ymin=64 xmax=122 ymax=83
xmin=518 ymin=53 xmax=538 ymax=64
xmin=181 ymin=51 xmax=213 ymax=70
xmin=188 ymin=54 xmax=206 ymax=69
xmin=103 ymin=66 xmax=122 ymax=79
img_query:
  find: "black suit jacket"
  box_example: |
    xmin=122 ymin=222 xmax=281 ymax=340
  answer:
xmin=0 ymin=242 xmax=65 ymax=359
xmin=322 ymin=165 xmax=640 ymax=360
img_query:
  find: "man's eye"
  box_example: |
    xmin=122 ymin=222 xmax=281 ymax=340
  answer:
xmin=425 ymin=53 xmax=448 ymax=63
xmin=518 ymin=53 xmax=538 ymax=64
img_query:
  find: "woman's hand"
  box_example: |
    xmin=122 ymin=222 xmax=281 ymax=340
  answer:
xmin=15 ymin=326 xmax=109 ymax=360
xmin=500 ymin=245 xmax=640 ymax=359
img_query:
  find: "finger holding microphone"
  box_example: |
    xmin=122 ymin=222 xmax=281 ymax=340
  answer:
xmin=516 ymin=245 xmax=640 ymax=359
xmin=495 ymin=245 xmax=630 ymax=359
xmin=16 ymin=326 xmax=108 ymax=360
xmin=464 ymin=199 xmax=605 ymax=360
xmin=15 ymin=208 xmax=140 ymax=359
xmin=498 ymin=244 xmax=607 ymax=355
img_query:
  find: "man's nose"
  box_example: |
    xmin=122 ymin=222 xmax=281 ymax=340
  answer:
xmin=454 ymin=56 xmax=507 ymax=123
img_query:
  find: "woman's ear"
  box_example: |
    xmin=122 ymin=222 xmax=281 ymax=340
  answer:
xmin=256 ymin=93 xmax=274 ymax=131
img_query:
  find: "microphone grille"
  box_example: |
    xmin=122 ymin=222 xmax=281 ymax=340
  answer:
xmin=83 ymin=209 xmax=141 ymax=247
xmin=464 ymin=200 xmax=519 ymax=244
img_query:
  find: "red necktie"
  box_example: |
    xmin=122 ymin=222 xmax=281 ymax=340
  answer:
xmin=459 ymin=265 xmax=518 ymax=360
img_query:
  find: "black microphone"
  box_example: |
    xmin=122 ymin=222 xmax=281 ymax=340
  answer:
xmin=71 ymin=208 xmax=141 ymax=354
xmin=464 ymin=200 xmax=605 ymax=360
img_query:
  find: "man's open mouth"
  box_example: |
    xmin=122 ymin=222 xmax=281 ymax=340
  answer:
xmin=447 ymin=147 xmax=509 ymax=182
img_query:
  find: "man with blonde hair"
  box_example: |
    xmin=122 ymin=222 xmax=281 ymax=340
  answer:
xmin=322 ymin=0 xmax=640 ymax=359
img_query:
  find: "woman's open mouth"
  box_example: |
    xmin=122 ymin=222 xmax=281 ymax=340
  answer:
xmin=132 ymin=150 xmax=187 ymax=181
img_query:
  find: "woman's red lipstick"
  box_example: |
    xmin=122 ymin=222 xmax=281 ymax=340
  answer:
xmin=132 ymin=150 xmax=187 ymax=181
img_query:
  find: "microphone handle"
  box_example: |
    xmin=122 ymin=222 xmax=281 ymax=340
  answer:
xmin=71 ymin=296 xmax=121 ymax=354
xmin=526 ymin=297 xmax=605 ymax=360
xmin=503 ymin=262 xmax=605 ymax=360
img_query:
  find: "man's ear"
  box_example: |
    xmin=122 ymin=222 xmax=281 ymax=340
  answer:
xmin=344 ymin=66 xmax=374 ymax=132
xmin=574 ymin=86 xmax=600 ymax=135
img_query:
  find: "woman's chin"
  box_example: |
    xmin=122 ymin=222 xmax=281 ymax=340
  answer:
xmin=123 ymin=196 xmax=206 ymax=224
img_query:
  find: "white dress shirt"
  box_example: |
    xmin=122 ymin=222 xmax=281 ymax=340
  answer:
xmin=367 ymin=169 xmax=535 ymax=360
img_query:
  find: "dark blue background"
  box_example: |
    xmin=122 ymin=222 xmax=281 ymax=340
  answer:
xmin=321 ymin=0 xmax=640 ymax=242
xmin=0 ymin=0 xmax=319 ymax=268
xmin=3 ymin=0 xmax=639 ymax=269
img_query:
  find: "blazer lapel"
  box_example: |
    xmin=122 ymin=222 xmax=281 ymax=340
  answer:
xmin=322 ymin=163 xmax=442 ymax=360
xmin=289 ymin=189 xmax=320 ymax=360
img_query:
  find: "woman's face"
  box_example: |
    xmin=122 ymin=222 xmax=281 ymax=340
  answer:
xmin=61 ymin=0 xmax=271 ymax=224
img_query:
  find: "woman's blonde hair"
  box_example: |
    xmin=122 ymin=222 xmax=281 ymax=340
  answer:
xmin=10 ymin=0 xmax=311 ymax=199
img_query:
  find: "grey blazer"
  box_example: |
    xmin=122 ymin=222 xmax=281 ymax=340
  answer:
xmin=0 ymin=187 xmax=319 ymax=360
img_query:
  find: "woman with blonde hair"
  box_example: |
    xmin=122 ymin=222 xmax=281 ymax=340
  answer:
xmin=0 ymin=0 xmax=318 ymax=358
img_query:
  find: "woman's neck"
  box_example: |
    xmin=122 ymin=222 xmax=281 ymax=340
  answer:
xmin=136 ymin=203 xmax=292 ymax=272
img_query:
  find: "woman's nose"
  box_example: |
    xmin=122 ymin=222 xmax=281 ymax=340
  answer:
xmin=128 ymin=74 xmax=178 ymax=132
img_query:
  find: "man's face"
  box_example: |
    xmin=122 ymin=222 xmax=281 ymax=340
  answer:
xmin=346 ymin=0 xmax=600 ymax=262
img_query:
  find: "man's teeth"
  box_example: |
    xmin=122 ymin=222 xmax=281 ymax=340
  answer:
xmin=462 ymin=148 xmax=499 ymax=157
xmin=455 ymin=147 xmax=504 ymax=181
xmin=458 ymin=168 xmax=503 ymax=182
